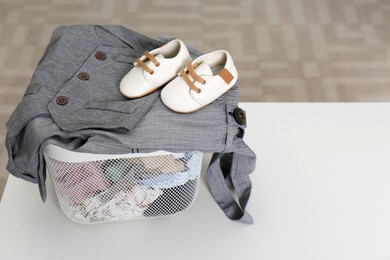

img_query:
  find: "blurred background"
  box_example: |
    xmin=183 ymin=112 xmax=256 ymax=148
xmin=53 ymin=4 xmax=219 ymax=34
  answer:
xmin=1 ymin=0 xmax=390 ymax=198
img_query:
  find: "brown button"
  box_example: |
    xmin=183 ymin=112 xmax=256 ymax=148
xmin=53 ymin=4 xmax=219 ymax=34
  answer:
xmin=78 ymin=72 xmax=89 ymax=81
xmin=56 ymin=96 xmax=68 ymax=105
xmin=95 ymin=51 xmax=106 ymax=61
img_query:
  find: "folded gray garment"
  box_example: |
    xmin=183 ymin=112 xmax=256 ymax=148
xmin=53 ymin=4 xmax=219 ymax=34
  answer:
xmin=5 ymin=25 xmax=256 ymax=224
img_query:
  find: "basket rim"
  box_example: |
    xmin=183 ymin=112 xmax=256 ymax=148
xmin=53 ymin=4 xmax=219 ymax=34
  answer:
xmin=43 ymin=144 xmax=179 ymax=163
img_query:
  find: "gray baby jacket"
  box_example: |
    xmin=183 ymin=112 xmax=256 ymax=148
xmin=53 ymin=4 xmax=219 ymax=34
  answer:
xmin=5 ymin=25 xmax=256 ymax=224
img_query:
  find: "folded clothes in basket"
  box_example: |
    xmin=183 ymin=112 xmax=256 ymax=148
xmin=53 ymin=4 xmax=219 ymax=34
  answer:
xmin=52 ymin=161 xmax=109 ymax=202
xmin=138 ymin=152 xmax=198 ymax=189
xmin=5 ymin=25 xmax=257 ymax=224
xmin=68 ymin=187 xmax=163 ymax=223
xmin=46 ymin=150 xmax=201 ymax=224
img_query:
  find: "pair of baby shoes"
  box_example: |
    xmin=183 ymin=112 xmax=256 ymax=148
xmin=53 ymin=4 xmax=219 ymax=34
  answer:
xmin=119 ymin=39 xmax=238 ymax=113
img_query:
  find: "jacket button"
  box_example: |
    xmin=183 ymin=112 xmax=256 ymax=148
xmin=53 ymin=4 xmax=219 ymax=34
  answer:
xmin=234 ymin=107 xmax=246 ymax=125
xmin=95 ymin=51 xmax=106 ymax=60
xmin=56 ymin=96 xmax=68 ymax=105
xmin=78 ymin=72 xmax=89 ymax=81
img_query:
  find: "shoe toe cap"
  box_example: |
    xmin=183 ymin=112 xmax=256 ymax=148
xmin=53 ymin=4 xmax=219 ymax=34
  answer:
xmin=120 ymin=68 xmax=152 ymax=98
xmin=161 ymin=78 xmax=202 ymax=113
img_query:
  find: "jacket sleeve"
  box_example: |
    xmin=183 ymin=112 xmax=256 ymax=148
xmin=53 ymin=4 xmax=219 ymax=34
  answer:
xmin=5 ymin=26 xmax=66 ymax=184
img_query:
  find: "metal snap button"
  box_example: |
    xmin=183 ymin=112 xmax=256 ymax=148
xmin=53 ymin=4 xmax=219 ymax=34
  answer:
xmin=234 ymin=107 xmax=246 ymax=125
xmin=95 ymin=51 xmax=106 ymax=61
xmin=56 ymin=96 xmax=68 ymax=105
xmin=78 ymin=72 xmax=89 ymax=81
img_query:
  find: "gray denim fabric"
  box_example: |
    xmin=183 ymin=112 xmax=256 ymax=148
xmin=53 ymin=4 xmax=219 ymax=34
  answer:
xmin=5 ymin=25 xmax=256 ymax=224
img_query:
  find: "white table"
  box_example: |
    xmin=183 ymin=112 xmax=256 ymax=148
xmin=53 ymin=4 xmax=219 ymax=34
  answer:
xmin=1 ymin=103 xmax=390 ymax=260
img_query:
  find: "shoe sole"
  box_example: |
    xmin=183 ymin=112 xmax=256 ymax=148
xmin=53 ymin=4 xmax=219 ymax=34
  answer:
xmin=121 ymin=85 xmax=163 ymax=99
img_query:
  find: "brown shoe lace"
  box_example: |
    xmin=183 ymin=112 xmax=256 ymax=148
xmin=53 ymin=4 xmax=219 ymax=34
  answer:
xmin=135 ymin=51 xmax=160 ymax=74
xmin=180 ymin=62 xmax=206 ymax=93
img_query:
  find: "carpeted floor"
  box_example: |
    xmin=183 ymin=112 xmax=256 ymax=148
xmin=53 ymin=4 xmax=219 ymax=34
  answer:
xmin=1 ymin=0 xmax=390 ymax=199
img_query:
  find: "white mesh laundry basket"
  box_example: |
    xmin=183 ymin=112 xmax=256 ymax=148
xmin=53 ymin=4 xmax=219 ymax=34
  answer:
xmin=43 ymin=144 xmax=203 ymax=224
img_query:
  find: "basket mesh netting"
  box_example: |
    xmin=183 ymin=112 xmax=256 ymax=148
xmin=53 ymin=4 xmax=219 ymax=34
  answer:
xmin=44 ymin=151 xmax=203 ymax=224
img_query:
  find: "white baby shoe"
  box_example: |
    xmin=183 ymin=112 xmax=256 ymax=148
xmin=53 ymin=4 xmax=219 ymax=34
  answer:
xmin=160 ymin=50 xmax=238 ymax=113
xmin=120 ymin=39 xmax=192 ymax=98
